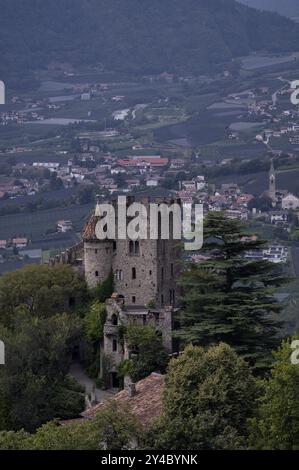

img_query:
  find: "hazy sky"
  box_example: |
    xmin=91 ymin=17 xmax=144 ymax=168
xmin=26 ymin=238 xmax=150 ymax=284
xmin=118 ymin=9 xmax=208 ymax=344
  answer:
xmin=239 ymin=0 xmax=299 ymax=17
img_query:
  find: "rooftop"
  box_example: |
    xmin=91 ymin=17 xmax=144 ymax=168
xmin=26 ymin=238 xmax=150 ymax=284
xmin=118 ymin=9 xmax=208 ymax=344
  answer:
xmin=82 ymin=372 xmax=165 ymax=428
xmin=61 ymin=372 xmax=165 ymax=429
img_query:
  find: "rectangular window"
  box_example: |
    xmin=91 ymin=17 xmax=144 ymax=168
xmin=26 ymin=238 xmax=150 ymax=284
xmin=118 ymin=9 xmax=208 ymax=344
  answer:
xmin=132 ymin=296 xmax=136 ymax=304
xmin=112 ymin=339 xmax=117 ymax=352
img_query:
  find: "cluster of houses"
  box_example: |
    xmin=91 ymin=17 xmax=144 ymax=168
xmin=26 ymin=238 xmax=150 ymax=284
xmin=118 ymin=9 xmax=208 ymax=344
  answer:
xmin=0 ymin=237 xmax=28 ymax=250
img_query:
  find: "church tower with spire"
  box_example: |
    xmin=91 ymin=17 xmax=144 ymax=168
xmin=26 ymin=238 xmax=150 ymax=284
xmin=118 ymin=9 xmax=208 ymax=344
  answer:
xmin=269 ymin=159 xmax=276 ymax=203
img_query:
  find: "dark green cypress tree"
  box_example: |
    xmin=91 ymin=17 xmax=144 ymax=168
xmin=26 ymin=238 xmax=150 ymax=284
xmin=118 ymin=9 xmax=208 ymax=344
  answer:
xmin=176 ymin=212 xmax=286 ymax=372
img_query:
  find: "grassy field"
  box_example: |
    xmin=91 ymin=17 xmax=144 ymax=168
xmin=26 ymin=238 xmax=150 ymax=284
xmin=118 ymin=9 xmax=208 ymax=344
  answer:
xmin=0 ymin=203 xmax=93 ymax=240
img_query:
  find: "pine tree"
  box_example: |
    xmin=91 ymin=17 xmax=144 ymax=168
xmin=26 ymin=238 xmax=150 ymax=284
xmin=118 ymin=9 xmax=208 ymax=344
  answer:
xmin=176 ymin=212 xmax=286 ymax=371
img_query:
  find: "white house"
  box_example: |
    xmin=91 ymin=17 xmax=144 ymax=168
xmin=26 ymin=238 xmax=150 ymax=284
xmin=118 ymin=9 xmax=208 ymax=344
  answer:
xmin=57 ymin=220 xmax=73 ymax=233
xmin=282 ymin=193 xmax=299 ymax=210
xmin=146 ymin=178 xmax=159 ymax=187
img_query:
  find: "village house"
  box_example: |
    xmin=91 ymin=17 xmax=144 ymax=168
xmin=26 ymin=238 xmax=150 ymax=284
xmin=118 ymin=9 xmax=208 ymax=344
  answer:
xmin=282 ymin=193 xmax=299 ymax=210
xmin=57 ymin=220 xmax=73 ymax=233
xmin=270 ymin=211 xmax=289 ymax=226
xmin=11 ymin=237 xmax=28 ymax=249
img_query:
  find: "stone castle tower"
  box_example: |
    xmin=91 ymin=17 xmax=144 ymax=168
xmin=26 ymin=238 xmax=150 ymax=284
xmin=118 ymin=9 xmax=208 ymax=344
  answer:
xmin=82 ymin=192 xmax=182 ymax=388
xmin=83 ymin=193 xmax=181 ymax=309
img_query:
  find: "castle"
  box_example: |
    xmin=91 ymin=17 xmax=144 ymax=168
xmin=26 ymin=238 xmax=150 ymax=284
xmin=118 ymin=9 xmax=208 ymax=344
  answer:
xmin=54 ymin=192 xmax=182 ymax=389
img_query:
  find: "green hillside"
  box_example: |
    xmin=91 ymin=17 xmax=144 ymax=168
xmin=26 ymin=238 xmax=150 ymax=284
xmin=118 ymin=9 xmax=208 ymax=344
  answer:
xmin=1 ymin=0 xmax=299 ymax=88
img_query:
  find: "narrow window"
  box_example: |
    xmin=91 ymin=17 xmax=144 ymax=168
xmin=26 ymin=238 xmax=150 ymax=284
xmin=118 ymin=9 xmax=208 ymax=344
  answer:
xmin=161 ymin=294 xmax=164 ymax=306
xmin=171 ymin=263 xmax=174 ymax=278
xmin=95 ymin=271 xmax=99 ymax=277
xmin=132 ymin=296 xmax=136 ymax=304
xmin=161 ymin=267 xmax=164 ymax=282
xmin=129 ymin=240 xmax=134 ymax=254
xmin=134 ymin=241 xmax=140 ymax=255
xmin=112 ymin=339 xmax=117 ymax=352
xmin=132 ymin=267 xmax=136 ymax=280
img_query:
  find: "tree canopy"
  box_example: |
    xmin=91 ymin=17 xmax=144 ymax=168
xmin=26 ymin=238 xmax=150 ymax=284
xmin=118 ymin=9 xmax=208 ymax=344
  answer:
xmin=144 ymin=343 xmax=258 ymax=450
xmin=0 ymin=402 xmax=139 ymax=450
xmin=249 ymin=339 xmax=299 ymax=450
xmin=0 ymin=311 xmax=84 ymax=431
xmin=0 ymin=264 xmax=87 ymax=327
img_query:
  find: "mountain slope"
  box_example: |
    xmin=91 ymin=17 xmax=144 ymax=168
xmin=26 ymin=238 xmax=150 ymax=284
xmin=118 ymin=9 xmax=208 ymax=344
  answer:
xmin=238 ymin=1 xmax=299 ymax=17
xmin=1 ymin=0 xmax=299 ymax=87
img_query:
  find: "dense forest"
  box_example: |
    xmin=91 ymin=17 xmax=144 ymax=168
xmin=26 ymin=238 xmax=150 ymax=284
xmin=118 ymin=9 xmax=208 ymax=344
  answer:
xmin=239 ymin=1 xmax=299 ymax=17
xmin=1 ymin=0 xmax=299 ymax=88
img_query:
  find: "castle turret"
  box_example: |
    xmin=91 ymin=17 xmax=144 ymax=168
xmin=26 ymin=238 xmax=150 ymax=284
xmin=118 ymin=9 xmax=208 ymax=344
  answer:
xmin=82 ymin=196 xmax=113 ymax=288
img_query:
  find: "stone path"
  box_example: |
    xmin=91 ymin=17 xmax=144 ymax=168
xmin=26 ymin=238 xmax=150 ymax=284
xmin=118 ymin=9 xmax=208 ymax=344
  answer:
xmin=69 ymin=362 xmax=115 ymax=406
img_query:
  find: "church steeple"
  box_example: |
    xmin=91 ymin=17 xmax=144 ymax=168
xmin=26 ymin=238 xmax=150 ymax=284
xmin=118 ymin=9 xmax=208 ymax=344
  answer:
xmin=269 ymin=159 xmax=276 ymax=201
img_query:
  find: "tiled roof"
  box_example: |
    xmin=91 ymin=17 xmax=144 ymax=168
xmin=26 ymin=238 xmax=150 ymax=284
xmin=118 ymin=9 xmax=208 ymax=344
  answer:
xmin=82 ymin=212 xmax=99 ymax=241
xmin=61 ymin=373 xmax=165 ymax=428
xmin=82 ymin=373 xmax=165 ymax=428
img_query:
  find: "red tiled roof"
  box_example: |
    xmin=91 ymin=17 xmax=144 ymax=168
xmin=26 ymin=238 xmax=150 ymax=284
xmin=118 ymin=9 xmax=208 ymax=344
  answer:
xmin=62 ymin=373 xmax=165 ymax=428
xmin=82 ymin=373 xmax=165 ymax=428
xmin=118 ymin=158 xmax=168 ymax=167
xmin=82 ymin=212 xmax=99 ymax=241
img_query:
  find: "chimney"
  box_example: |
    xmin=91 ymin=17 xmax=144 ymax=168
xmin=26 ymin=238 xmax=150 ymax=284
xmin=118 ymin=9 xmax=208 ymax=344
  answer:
xmin=127 ymin=381 xmax=136 ymax=398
